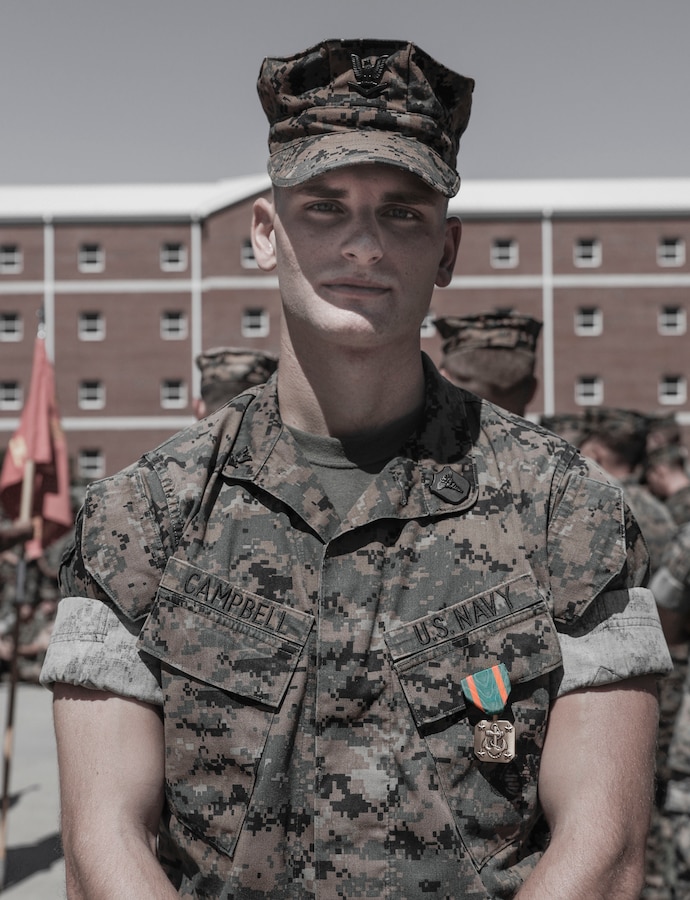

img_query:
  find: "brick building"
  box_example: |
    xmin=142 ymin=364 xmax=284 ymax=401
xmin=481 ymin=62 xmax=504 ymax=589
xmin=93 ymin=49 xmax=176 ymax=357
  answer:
xmin=1 ymin=175 xmax=689 ymax=480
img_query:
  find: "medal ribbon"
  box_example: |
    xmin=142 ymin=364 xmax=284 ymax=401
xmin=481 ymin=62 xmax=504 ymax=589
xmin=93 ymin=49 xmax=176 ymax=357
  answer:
xmin=461 ymin=663 xmax=511 ymax=715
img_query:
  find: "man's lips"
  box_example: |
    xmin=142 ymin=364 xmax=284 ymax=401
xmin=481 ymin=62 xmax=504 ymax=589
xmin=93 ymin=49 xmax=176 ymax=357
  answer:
xmin=322 ymin=279 xmax=390 ymax=296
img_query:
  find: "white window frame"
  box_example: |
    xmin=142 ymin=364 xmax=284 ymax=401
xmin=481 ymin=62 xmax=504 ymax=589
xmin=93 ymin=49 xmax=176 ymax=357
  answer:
xmin=160 ymin=310 xmax=188 ymax=340
xmin=161 ymin=379 xmax=188 ymax=409
xmin=0 ymin=244 xmax=23 ymax=274
xmin=78 ymin=449 xmax=105 ymax=480
xmin=241 ymin=308 xmax=269 ymax=338
xmin=659 ymin=375 xmax=687 ymax=406
xmin=78 ymin=311 xmax=105 ymax=341
xmin=575 ymin=375 xmax=603 ymax=406
xmin=0 ymin=381 xmax=22 ymax=411
xmin=240 ymin=238 xmax=258 ymax=269
xmin=574 ymin=307 xmax=603 ymax=336
xmin=78 ymin=243 xmax=105 ymax=273
xmin=658 ymin=306 xmax=687 ymax=336
xmin=78 ymin=380 xmax=106 ymax=410
xmin=160 ymin=242 xmax=188 ymax=272
xmin=0 ymin=312 xmax=23 ymax=341
xmin=657 ymin=237 xmax=686 ymax=267
xmin=490 ymin=238 xmax=519 ymax=269
xmin=574 ymin=238 xmax=602 ymax=268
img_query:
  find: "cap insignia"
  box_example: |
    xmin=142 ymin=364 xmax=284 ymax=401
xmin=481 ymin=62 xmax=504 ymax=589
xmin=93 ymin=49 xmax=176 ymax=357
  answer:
xmin=349 ymin=53 xmax=389 ymax=98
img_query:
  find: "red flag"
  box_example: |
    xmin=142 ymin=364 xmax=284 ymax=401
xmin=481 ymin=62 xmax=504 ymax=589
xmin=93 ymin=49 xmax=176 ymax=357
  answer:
xmin=0 ymin=330 xmax=72 ymax=560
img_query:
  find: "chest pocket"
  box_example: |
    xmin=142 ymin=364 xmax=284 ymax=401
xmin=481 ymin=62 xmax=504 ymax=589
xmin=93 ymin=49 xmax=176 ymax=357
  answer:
xmin=384 ymin=572 xmax=561 ymax=870
xmin=138 ymin=557 xmax=314 ymax=859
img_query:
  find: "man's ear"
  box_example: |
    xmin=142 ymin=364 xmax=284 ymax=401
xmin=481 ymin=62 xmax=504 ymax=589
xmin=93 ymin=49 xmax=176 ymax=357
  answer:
xmin=193 ymin=397 xmax=207 ymax=420
xmin=252 ymin=196 xmax=277 ymax=272
xmin=435 ymin=216 xmax=462 ymax=288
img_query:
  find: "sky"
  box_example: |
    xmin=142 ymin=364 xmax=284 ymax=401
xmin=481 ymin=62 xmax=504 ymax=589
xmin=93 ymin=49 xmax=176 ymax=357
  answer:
xmin=1 ymin=0 xmax=689 ymax=186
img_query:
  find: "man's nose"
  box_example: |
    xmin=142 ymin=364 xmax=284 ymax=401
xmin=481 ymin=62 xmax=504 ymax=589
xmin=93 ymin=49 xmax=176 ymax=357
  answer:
xmin=341 ymin=214 xmax=383 ymax=264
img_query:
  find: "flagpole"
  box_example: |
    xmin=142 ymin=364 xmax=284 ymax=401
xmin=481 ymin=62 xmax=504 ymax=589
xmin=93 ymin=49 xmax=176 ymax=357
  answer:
xmin=0 ymin=320 xmax=40 ymax=889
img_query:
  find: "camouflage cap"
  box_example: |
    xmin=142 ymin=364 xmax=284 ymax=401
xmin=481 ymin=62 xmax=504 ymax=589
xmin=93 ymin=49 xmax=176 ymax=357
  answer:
xmin=436 ymin=311 xmax=543 ymax=359
xmin=540 ymin=413 xmax=587 ymax=447
xmin=196 ymin=347 xmax=278 ymax=397
xmin=257 ymin=39 xmax=474 ymax=197
xmin=580 ymin=407 xmax=651 ymax=468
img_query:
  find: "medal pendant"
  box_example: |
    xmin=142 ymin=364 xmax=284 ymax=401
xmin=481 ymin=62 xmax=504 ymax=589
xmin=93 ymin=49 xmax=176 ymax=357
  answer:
xmin=474 ymin=717 xmax=515 ymax=764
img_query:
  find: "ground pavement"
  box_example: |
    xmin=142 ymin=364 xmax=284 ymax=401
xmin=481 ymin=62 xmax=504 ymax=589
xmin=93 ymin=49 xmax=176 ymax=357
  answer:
xmin=0 ymin=681 xmax=65 ymax=897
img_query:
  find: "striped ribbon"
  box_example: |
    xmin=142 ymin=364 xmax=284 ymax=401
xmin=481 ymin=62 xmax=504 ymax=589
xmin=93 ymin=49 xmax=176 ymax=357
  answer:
xmin=461 ymin=663 xmax=511 ymax=715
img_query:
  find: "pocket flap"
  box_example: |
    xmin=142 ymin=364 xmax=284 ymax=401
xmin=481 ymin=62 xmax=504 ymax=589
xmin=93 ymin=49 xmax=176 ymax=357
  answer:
xmin=384 ymin=573 xmax=561 ymax=728
xmin=138 ymin=558 xmax=314 ymax=708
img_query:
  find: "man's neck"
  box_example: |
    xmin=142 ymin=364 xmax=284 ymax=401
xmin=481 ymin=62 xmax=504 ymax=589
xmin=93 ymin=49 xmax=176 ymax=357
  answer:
xmin=276 ymin=337 xmax=426 ymax=439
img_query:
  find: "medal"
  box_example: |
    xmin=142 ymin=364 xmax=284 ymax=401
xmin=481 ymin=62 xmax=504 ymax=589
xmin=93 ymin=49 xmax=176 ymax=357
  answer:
xmin=461 ymin=663 xmax=515 ymax=764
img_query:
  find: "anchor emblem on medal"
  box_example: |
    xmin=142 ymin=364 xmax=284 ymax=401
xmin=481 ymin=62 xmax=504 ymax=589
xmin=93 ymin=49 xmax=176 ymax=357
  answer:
xmin=474 ymin=718 xmax=515 ymax=763
xmin=461 ymin=662 xmax=516 ymax=765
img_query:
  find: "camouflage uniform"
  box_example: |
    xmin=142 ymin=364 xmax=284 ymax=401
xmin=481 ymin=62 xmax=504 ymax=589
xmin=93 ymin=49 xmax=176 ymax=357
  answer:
xmin=649 ymin=525 xmax=690 ymax=897
xmin=196 ymin=347 xmax=278 ymax=416
xmin=43 ymin=360 xmax=671 ymax=898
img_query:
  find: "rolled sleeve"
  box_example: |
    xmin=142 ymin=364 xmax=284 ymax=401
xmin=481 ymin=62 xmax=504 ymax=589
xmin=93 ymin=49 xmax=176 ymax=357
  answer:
xmin=556 ymin=586 xmax=673 ymax=696
xmin=40 ymin=596 xmax=163 ymax=706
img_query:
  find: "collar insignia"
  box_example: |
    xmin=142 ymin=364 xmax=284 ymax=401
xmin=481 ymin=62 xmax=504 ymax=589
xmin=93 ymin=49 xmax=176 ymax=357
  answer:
xmin=430 ymin=466 xmax=471 ymax=504
xmin=349 ymin=53 xmax=389 ymax=98
xmin=229 ymin=446 xmax=251 ymax=467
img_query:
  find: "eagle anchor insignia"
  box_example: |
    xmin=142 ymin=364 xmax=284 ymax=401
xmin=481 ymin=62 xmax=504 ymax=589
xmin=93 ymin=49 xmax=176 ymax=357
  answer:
xmin=349 ymin=54 xmax=389 ymax=98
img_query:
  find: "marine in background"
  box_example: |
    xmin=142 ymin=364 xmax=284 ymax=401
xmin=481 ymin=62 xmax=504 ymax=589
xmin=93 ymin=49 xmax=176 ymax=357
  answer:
xmin=194 ymin=347 xmax=278 ymax=418
xmin=436 ymin=309 xmax=542 ymax=417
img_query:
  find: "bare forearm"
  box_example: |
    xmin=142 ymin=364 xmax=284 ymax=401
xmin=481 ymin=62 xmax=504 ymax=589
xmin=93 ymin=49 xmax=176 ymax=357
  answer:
xmin=515 ymin=834 xmax=644 ymax=899
xmin=63 ymin=829 xmax=178 ymax=900
xmin=54 ymin=685 xmax=175 ymax=900
xmin=516 ymin=679 xmax=657 ymax=900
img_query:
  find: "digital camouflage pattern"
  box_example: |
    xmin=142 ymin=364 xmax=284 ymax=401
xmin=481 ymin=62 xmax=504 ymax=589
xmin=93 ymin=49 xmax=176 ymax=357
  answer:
xmin=617 ymin=477 xmax=677 ymax=575
xmin=435 ymin=313 xmax=543 ymax=359
xmin=56 ymin=359 xmax=670 ymax=899
xmin=196 ymin=348 xmax=277 ymax=398
xmin=258 ymin=39 xmax=474 ymax=198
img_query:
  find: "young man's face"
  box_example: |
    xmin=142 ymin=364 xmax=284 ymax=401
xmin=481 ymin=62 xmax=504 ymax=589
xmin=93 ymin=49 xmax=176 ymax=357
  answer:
xmin=252 ymin=164 xmax=461 ymax=354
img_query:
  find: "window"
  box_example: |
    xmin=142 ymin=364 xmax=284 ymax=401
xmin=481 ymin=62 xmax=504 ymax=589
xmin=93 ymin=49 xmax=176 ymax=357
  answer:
xmin=659 ymin=376 xmax=687 ymax=405
xmin=160 ymin=242 xmax=187 ymax=272
xmin=658 ymin=306 xmax=687 ymax=335
xmin=490 ymin=238 xmax=519 ymax=268
xmin=78 ymin=243 xmax=105 ymax=273
xmin=161 ymin=310 xmax=188 ymax=340
xmin=161 ymin=379 xmax=187 ymax=409
xmin=241 ymin=308 xmax=269 ymax=338
xmin=241 ymin=238 xmax=258 ymax=269
xmin=657 ymin=237 xmax=686 ymax=267
xmin=78 ymin=380 xmax=105 ymax=410
xmin=574 ymin=307 xmax=603 ymax=336
xmin=0 ymin=381 xmax=22 ymax=410
xmin=574 ymin=238 xmax=602 ymax=268
xmin=0 ymin=244 xmax=22 ymax=273
xmin=0 ymin=313 xmax=22 ymax=341
xmin=78 ymin=449 xmax=105 ymax=480
xmin=575 ymin=376 xmax=603 ymax=406
xmin=78 ymin=311 xmax=105 ymax=341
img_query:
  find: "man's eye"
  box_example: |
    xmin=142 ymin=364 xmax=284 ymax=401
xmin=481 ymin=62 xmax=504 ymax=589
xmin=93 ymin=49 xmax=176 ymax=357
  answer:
xmin=384 ymin=207 xmax=417 ymax=220
xmin=307 ymin=201 xmax=340 ymax=213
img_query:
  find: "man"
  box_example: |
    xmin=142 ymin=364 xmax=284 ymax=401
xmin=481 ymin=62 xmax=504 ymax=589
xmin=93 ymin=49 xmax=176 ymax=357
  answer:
xmin=194 ymin=347 xmax=278 ymax=418
xmin=436 ymin=310 xmax=542 ymax=416
xmin=42 ymin=39 xmax=670 ymax=899
xmin=577 ymin=408 xmax=682 ymax=898
xmin=648 ymin=525 xmax=690 ymax=898
xmin=578 ymin=408 xmax=677 ymax=574
xmin=644 ymin=421 xmax=690 ymax=527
